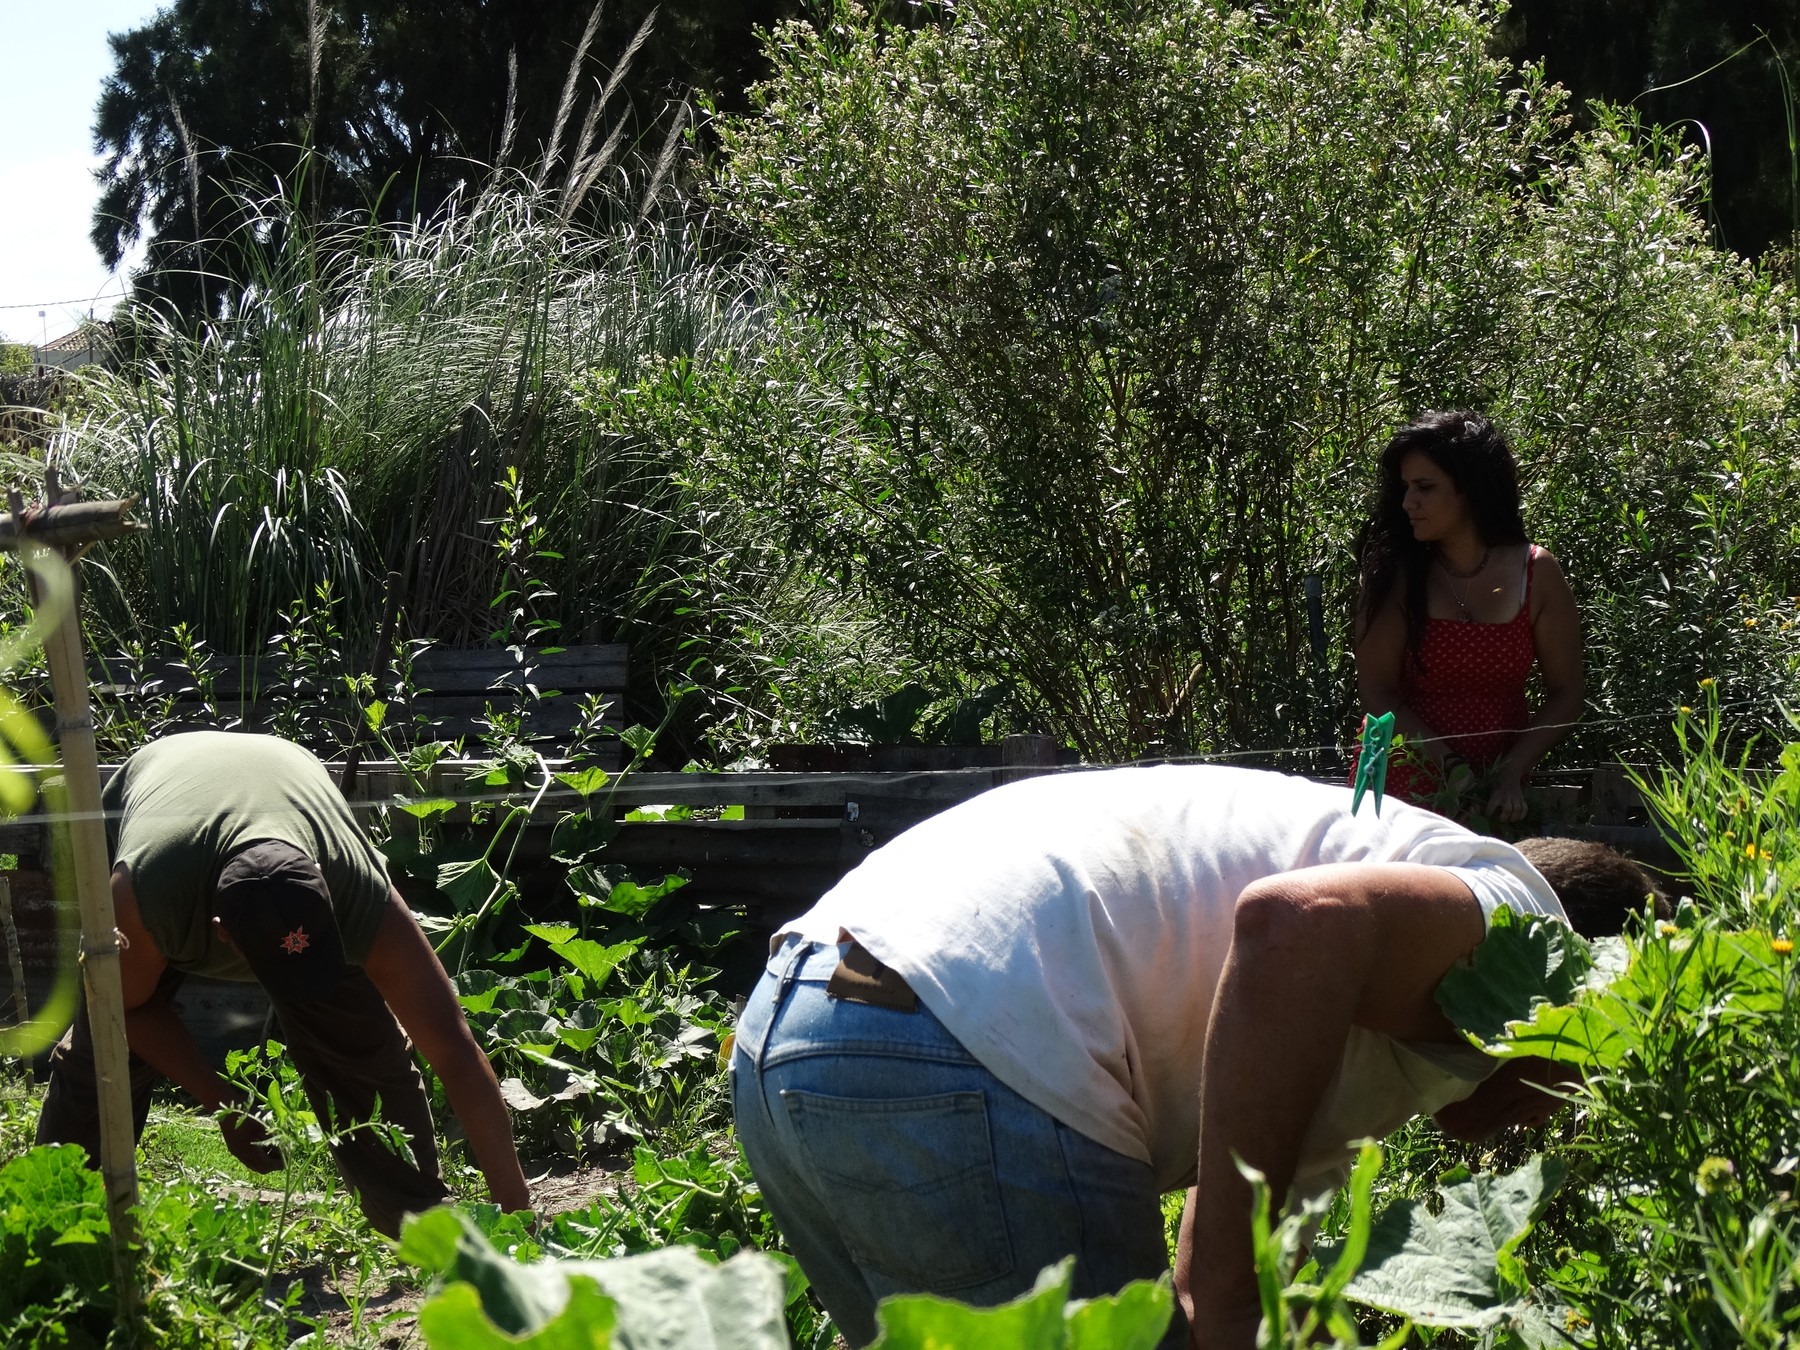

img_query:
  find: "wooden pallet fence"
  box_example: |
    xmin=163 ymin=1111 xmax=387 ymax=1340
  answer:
xmin=88 ymin=643 xmax=629 ymax=758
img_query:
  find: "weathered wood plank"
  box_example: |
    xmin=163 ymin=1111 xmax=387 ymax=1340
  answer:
xmin=88 ymin=643 xmax=628 ymax=712
xmin=0 ymin=820 xmax=42 ymax=856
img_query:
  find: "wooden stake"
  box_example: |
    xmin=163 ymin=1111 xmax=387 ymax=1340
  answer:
xmin=5 ymin=490 xmax=141 ymax=1321
xmin=0 ymin=877 xmax=25 ymax=1023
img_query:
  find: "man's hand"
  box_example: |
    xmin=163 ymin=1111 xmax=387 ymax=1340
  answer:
xmin=219 ymin=1104 xmax=284 ymax=1174
xmin=1434 ymin=1057 xmax=1578 ymax=1141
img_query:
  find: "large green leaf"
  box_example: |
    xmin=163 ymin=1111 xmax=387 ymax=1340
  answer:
xmin=870 ymin=1258 xmax=1173 ymax=1349
xmin=437 ymin=855 xmax=508 ymax=913
xmin=419 ymin=1278 xmax=618 ymax=1348
xmin=404 ymin=1207 xmax=573 ymax=1335
xmin=1316 ymin=1157 xmax=1567 ymax=1334
xmin=1434 ymin=907 xmax=1598 ymax=1045
xmin=396 ymin=796 xmax=458 ymax=821
xmin=1472 ymin=927 xmax=1789 ymax=1071
xmin=572 ymin=1244 xmax=788 ymax=1350
xmin=402 ymin=1208 xmax=788 ymax=1350
xmin=0 ymin=1144 xmax=110 ymax=1250
xmin=1064 ymin=1277 xmax=1177 ymax=1349
xmin=551 ymin=810 xmax=621 ymax=865
xmin=553 ymin=939 xmax=636 ymax=991
xmin=556 ymin=766 xmax=612 ymax=798
xmin=573 ymin=865 xmax=691 ymax=918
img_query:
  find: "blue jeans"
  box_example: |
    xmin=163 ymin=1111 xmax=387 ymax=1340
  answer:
xmin=731 ymin=937 xmax=1184 ymax=1348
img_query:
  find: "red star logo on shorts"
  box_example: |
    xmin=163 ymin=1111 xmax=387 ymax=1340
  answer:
xmin=280 ymin=927 xmax=311 ymax=955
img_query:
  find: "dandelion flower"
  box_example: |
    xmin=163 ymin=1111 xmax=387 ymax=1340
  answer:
xmin=1745 ymin=617 xmax=1759 ymax=627
xmin=1774 ymin=938 xmax=1793 ymax=955
xmin=1679 ymin=706 xmax=1693 ymax=715
xmin=1658 ymin=921 xmax=1679 ymax=937
xmin=1699 ymin=677 xmax=1716 ymax=688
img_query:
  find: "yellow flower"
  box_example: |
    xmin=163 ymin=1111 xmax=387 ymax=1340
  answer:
xmin=1658 ymin=921 xmax=1679 ymax=937
xmin=1679 ymin=705 xmax=1693 ymax=714
xmin=1746 ymin=843 xmax=1760 ymax=858
xmin=1745 ymin=617 xmax=1759 ymax=627
xmin=1773 ymin=938 xmax=1793 ymax=955
xmin=1697 ymin=1156 xmax=1738 ymax=1195
xmin=1699 ymin=677 xmax=1716 ymax=688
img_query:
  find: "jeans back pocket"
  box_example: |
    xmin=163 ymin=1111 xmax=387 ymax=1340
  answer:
xmin=782 ymin=1088 xmax=1014 ymax=1292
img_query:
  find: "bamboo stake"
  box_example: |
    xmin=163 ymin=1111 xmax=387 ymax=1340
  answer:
xmin=5 ymin=487 xmax=140 ymax=1320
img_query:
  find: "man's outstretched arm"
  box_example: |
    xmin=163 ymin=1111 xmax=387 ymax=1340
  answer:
xmin=1177 ymin=862 xmax=1486 ymax=1349
xmin=362 ymin=892 xmax=533 ymax=1216
xmin=108 ymin=867 xmax=286 ymax=1171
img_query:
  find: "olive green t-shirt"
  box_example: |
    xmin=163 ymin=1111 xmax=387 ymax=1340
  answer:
xmin=104 ymin=732 xmax=392 ymax=980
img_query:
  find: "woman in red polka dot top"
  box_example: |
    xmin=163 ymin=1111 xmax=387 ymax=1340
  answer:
xmin=1351 ymin=411 xmax=1583 ymax=822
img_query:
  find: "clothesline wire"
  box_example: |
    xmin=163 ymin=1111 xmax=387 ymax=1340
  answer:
xmin=5 ymin=696 xmax=1784 ymax=829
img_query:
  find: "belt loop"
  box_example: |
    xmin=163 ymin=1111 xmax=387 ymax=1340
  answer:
xmin=775 ymin=933 xmax=813 ymax=990
xmin=756 ymin=936 xmax=816 ymax=1073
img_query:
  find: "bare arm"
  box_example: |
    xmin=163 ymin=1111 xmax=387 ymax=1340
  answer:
xmin=1488 ymin=552 xmax=1583 ymax=819
xmin=362 ymin=892 xmax=532 ymax=1215
xmin=113 ymin=868 xmax=281 ymax=1170
xmin=1177 ymin=863 xmax=1486 ymax=1349
xmin=1355 ymin=596 xmax=1455 ymax=770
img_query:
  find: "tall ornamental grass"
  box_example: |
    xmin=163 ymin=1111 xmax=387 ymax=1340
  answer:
xmin=46 ymin=177 xmax=769 ymax=712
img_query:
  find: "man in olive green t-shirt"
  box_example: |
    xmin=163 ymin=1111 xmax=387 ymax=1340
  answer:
xmin=37 ymin=732 xmax=531 ymax=1235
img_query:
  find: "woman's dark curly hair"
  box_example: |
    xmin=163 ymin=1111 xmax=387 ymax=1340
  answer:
xmin=1355 ymin=410 xmax=1527 ymax=661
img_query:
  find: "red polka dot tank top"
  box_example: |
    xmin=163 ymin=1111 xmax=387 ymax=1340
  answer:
xmin=1350 ymin=546 xmax=1539 ymax=803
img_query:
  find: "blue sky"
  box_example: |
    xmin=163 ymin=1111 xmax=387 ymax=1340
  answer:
xmin=1 ymin=3 xmax=163 ymax=344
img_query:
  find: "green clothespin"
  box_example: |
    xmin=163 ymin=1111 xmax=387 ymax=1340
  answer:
xmin=1352 ymin=711 xmax=1396 ymax=815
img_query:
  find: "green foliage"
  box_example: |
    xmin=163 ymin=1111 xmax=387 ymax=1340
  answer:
xmin=91 ymin=0 xmax=729 ymax=310
xmin=1495 ymin=2 xmax=1800 ymax=260
xmin=1317 ymin=1157 xmax=1571 ymax=1343
xmin=401 ymin=1207 xmax=789 ymax=1349
xmin=402 ymin=1210 xmax=1173 ymax=1350
xmin=0 ymin=1139 xmax=351 ymax=1347
xmin=455 ymin=931 xmax=730 ymax=1159
xmin=55 ymin=175 xmax=764 ymax=741
xmin=869 ymin=1256 xmax=1172 ymax=1349
xmin=1241 ymin=1144 xmax=1412 ymax=1350
xmin=825 ymin=681 xmax=1010 ymax=746
xmin=1633 ymin=687 xmax=1800 ymax=927
xmin=0 ymin=1145 xmax=112 ymax=1343
xmin=1403 ymin=702 xmax=1800 ymax=1346
xmin=1434 ymin=907 xmax=1606 ymax=1047
xmin=657 ymin=0 xmax=1800 ymax=760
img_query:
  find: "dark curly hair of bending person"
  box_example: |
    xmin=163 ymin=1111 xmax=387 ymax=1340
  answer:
xmin=1515 ymin=837 xmax=1671 ymax=938
xmin=1356 ymin=411 xmax=1528 ymax=663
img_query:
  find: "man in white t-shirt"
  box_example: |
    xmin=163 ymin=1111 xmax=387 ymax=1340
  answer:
xmin=730 ymin=766 xmax=1661 ymax=1348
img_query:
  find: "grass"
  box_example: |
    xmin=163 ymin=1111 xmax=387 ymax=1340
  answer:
xmin=48 ymin=171 xmax=765 ymax=700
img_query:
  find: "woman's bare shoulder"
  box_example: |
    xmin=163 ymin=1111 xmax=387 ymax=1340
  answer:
xmin=1527 ymin=544 xmax=1578 ymax=620
xmin=1528 ymin=543 xmax=1571 ymax=581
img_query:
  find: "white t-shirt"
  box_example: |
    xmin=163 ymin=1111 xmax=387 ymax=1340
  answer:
xmin=779 ymin=765 xmax=1565 ymax=1194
